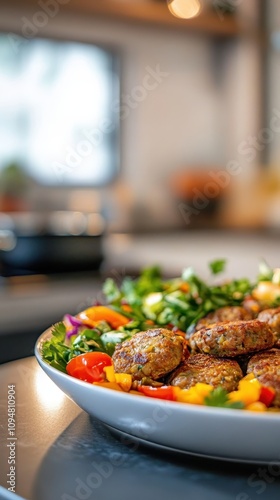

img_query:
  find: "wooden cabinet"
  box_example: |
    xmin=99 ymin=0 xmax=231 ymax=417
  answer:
xmin=2 ymin=0 xmax=258 ymax=37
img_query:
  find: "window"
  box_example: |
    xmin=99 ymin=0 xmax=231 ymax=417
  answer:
xmin=0 ymin=35 xmax=119 ymax=186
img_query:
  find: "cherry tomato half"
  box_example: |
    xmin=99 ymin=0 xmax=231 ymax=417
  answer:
xmin=66 ymin=352 xmax=112 ymax=383
xmin=138 ymin=385 xmax=176 ymax=401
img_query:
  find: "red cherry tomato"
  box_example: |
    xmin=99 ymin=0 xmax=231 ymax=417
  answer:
xmin=66 ymin=352 xmax=112 ymax=383
xmin=138 ymin=385 xmax=176 ymax=401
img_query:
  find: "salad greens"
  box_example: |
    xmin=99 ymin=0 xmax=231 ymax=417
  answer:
xmin=105 ymin=260 xmax=253 ymax=333
xmin=42 ymin=259 xmax=255 ymax=373
xmin=42 ymin=322 xmax=133 ymax=373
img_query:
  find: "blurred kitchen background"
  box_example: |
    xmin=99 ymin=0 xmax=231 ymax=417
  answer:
xmin=1 ymin=0 xmax=280 ymax=361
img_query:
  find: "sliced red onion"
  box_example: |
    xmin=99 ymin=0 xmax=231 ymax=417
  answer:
xmin=66 ymin=326 xmax=79 ymax=339
xmin=64 ymin=314 xmax=83 ymax=327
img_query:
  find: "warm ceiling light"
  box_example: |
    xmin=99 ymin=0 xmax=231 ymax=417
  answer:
xmin=167 ymin=0 xmax=201 ymax=19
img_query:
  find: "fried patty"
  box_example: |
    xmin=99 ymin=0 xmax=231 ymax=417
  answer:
xmin=258 ymin=307 xmax=280 ymax=340
xmin=247 ymin=348 xmax=280 ymax=406
xmin=195 ymin=306 xmax=253 ymax=331
xmin=112 ymin=328 xmax=186 ymax=381
xmin=189 ymin=320 xmax=275 ymax=357
xmin=275 ymin=339 xmax=280 ymax=349
xmin=168 ymin=354 xmax=243 ymax=392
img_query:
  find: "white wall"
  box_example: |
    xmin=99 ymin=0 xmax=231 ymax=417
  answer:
xmin=267 ymin=0 xmax=280 ymax=166
xmin=0 ymin=5 xmax=261 ymax=230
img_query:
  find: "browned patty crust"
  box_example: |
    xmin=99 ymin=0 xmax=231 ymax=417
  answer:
xmin=112 ymin=328 xmax=186 ymax=381
xmin=247 ymin=348 xmax=280 ymax=406
xmin=258 ymin=307 xmax=280 ymax=339
xmin=195 ymin=306 xmax=253 ymax=331
xmin=189 ymin=320 xmax=275 ymax=357
xmin=168 ymin=354 xmax=243 ymax=392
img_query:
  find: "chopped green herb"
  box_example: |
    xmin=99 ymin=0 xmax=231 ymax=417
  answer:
xmin=209 ymin=259 xmax=226 ymax=275
xmin=205 ymin=387 xmax=244 ymax=409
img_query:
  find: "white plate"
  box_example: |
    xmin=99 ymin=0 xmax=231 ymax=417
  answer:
xmin=104 ymin=424 xmax=279 ymax=465
xmin=35 ymin=329 xmax=280 ymax=464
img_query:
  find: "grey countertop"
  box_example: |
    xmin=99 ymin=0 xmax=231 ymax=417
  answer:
xmin=0 ymin=274 xmax=104 ymax=336
xmin=1 ymin=357 xmax=280 ymax=500
xmin=0 ymin=273 xmax=104 ymax=363
xmin=103 ymin=230 xmax=280 ymax=280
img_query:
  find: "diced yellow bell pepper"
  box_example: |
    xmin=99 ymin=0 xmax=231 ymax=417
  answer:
xmin=104 ymin=365 xmax=116 ymax=383
xmin=241 ymin=373 xmax=255 ymax=381
xmin=245 ymin=402 xmax=267 ymax=412
xmin=93 ymin=381 xmax=124 ymax=391
xmin=238 ymin=378 xmax=261 ymax=391
xmin=194 ymin=383 xmax=214 ymax=398
xmin=115 ymin=373 xmax=132 ymax=392
xmin=176 ymin=384 xmax=207 ymax=405
xmin=176 ymin=389 xmax=204 ymax=405
xmin=102 ymin=365 xmax=132 ymax=391
xmin=175 ymin=383 xmax=213 ymax=405
xmin=229 ymin=378 xmax=261 ymax=406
